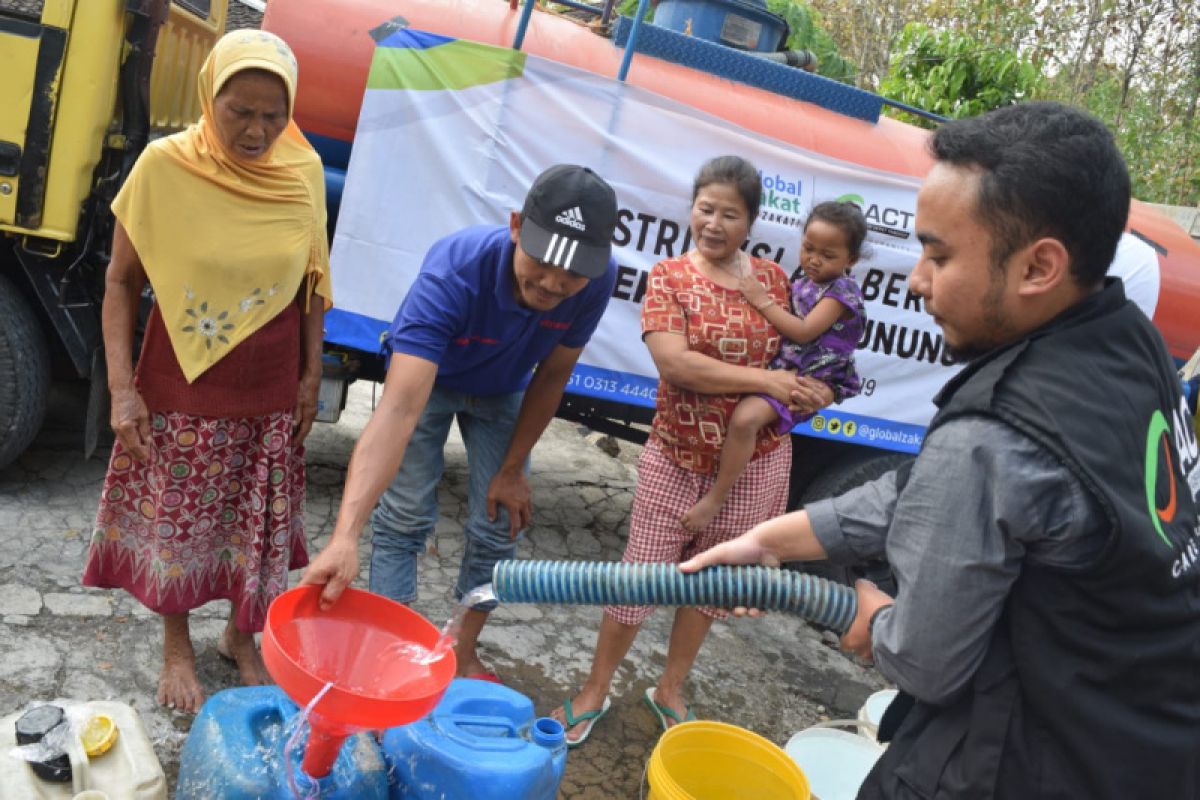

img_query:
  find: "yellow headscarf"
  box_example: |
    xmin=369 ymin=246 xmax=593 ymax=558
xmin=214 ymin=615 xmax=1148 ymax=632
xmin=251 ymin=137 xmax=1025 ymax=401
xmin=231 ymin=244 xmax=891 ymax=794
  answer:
xmin=112 ymin=30 xmax=332 ymax=383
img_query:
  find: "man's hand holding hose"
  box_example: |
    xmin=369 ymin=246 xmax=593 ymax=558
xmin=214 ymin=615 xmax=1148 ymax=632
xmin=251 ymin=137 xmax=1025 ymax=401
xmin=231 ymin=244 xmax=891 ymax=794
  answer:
xmin=680 ymin=507 xmax=893 ymax=655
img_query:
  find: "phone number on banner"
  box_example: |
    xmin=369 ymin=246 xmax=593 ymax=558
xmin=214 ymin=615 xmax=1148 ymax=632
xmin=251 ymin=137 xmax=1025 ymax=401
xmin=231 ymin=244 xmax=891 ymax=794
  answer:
xmin=565 ymin=364 xmax=658 ymax=406
xmin=565 ymin=367 xmax=927 ymax=454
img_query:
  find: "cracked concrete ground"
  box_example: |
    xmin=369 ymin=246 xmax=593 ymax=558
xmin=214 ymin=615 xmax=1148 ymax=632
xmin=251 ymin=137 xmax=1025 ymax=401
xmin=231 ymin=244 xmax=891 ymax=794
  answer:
xmin=1 ymin=12 xmax=887 ymax=795
xmin=0 ymin=381 xmax=887 ymax=797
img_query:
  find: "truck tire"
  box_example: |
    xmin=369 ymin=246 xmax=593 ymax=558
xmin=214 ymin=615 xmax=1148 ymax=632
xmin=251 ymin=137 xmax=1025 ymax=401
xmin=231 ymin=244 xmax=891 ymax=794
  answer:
xmin=791 ymin=450 xmax=914 ymax=593
xmin=0 ymin=274 xmax=51 ymax=470
xmin=800 ymin=450 xmax=913 ymax=504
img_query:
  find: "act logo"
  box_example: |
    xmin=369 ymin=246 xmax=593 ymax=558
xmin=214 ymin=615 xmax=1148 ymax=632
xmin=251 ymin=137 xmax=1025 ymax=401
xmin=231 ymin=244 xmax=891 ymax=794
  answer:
xmin=1144 ymin=401 xmax=1200 ymax=579
xmin=1144 ymin=409 xmax=1177 ymax=547
xmin=836 ymin=193 xmax=914 ymax=240
xmin=1144 ymin=400 xmax=1198 ymax=548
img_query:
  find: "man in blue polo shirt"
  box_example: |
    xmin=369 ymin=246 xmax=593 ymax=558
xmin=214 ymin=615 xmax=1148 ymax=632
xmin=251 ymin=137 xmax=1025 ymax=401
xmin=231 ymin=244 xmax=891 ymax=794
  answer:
xmin=302 ymin=165 xmax=619 ymax=679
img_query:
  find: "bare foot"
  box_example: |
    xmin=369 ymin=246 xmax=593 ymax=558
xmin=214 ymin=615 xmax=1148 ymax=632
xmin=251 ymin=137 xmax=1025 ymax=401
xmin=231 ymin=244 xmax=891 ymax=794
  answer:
xmin=451 ymin=608 xmax=494 ymax=679
xmin=454 ymin=652 xmax=491 ymax=679
xmin=219 ymin=622 xmax=272 ymax=687
xmin=680 ymin=493 xmax=722 ymax=532
xmin=159 ymin=615 xmax=204 ymax=713
xmin=550 ymin=686 xmax=609 ymax=744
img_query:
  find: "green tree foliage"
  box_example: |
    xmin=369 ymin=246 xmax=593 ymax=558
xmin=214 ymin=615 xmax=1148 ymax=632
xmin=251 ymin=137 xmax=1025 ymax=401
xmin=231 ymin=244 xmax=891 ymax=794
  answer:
xmin=609 ymin=0 xmax=1197 ymax=203
xmin=616 ymin=0 xmax=654 ymax=21
xmin=809 ymin=0 xmax=1198 ymax=205
xmin=878 ymin=23 xmax=1042 ymax=126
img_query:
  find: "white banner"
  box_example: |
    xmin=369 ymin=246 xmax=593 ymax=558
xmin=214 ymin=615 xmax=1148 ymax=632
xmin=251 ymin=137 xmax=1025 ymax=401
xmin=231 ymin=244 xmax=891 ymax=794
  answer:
xmin=328 ymin=32 xmax=1159 ymax=454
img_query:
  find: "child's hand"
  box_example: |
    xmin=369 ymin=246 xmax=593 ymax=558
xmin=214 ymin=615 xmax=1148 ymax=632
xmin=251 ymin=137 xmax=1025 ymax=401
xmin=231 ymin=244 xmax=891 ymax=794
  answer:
xmin=739 ymin=276 xmax=770 ymax=308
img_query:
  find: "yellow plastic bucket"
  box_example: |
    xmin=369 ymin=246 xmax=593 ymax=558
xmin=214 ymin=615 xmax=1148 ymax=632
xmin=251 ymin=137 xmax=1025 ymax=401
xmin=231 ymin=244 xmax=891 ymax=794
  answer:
xmin=647 ymin=720 xmax=810 ymax=799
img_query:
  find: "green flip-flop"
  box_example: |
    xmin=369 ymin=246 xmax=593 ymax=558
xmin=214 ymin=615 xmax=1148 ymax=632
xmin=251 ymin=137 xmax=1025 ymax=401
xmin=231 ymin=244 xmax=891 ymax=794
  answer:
xmin=643 ymin=687 xmax=696 ymax=732
xmin=562 ymin=695 xmax=612 ymax=748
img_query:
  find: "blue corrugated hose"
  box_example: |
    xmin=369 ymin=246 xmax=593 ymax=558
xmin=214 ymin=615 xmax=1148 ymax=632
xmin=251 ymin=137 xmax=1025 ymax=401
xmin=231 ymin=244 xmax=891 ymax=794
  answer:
xmin=491 ymin=560 xmax=857 ymax=633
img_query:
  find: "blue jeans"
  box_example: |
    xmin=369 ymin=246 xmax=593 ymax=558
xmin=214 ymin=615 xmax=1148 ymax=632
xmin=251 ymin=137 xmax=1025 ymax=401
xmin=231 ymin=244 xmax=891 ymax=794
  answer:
xmin=369 ymin=385 xmax=526 ymax=611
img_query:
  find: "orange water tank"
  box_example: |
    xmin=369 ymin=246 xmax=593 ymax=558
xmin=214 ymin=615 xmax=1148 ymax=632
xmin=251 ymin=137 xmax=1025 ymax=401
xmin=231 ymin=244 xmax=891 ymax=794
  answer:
xmin=263 ymin=0 xmax=1200 ymax=358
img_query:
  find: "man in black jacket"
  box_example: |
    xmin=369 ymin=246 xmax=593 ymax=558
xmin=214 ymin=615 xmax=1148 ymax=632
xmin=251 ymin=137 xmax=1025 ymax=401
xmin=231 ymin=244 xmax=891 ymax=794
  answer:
xmin=684 ymin=102 xmax=1200 ymax=799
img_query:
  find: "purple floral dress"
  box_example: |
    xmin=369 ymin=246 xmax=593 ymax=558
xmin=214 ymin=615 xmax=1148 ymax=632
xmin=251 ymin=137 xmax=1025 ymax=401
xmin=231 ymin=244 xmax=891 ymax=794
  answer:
xmin=773 ymin=273 xmax=865 ymax=403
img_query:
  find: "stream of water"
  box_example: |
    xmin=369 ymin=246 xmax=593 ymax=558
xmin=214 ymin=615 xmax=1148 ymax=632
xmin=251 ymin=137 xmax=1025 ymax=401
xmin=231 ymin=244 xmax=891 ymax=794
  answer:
xmin=421 ymin=582 xmax=498 ymax=664
xmin=284 ymin=681 xmax=335 ymax=799
xmin=280 ymin=584 xmax=499 ymax=796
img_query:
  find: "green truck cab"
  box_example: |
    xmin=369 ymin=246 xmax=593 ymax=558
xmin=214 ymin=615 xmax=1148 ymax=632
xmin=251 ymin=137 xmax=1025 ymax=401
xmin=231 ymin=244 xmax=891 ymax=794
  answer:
xmin=0 ymin=0 xmax=226 ymax=467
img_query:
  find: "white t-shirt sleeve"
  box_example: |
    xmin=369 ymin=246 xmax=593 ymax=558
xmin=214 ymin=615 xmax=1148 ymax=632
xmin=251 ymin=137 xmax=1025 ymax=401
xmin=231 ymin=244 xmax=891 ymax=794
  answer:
xmin=1109 ymin=233 xmax=1161 ymax=320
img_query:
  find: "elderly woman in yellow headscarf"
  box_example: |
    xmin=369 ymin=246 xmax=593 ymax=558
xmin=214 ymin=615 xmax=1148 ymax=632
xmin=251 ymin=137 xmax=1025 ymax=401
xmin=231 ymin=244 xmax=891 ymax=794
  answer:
xmin=82 ymin=31 xmax=331 ymax=714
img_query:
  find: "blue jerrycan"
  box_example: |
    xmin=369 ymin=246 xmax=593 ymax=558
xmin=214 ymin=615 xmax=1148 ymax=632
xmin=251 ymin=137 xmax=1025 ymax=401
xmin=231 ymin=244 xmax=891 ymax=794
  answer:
xmin=176 ymin=686 xmax=389 ymax=799
xmin=382 ymin=678 xmax=568 ymax=800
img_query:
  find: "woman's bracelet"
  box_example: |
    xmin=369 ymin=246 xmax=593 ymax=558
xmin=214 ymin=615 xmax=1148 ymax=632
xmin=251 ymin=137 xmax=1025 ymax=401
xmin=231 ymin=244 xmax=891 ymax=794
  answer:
xmin=754 ymin=298 xmax=776 ymax=312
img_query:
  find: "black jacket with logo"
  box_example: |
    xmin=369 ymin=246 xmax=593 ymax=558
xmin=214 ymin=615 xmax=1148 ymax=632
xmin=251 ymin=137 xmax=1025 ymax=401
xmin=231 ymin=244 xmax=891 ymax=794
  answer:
xmin=860 ymin=280 xmax=1200 ymax=800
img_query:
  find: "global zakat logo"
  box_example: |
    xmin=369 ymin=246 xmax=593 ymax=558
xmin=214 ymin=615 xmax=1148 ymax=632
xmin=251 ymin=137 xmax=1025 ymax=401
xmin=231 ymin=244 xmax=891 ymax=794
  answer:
xmin=836 ymin=193 xmax=914 ymax=240
xmin=759 ymin=170 xmax=804 ymax=226
xmin=759 ymin=171 xmax=803 ymax=212
xmin=555 ymin=207 xmax=587 ymax=231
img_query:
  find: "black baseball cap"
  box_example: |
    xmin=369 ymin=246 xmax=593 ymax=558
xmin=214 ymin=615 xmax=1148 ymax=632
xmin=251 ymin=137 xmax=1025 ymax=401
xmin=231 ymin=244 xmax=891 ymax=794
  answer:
xmin=518 ymin=164 xmax=618 ymax=280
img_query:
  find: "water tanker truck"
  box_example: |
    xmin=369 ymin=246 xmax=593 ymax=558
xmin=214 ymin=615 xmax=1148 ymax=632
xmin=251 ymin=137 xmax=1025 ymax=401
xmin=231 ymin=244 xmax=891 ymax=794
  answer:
xmin=262 ymin=0 xmax=1200 ymax=509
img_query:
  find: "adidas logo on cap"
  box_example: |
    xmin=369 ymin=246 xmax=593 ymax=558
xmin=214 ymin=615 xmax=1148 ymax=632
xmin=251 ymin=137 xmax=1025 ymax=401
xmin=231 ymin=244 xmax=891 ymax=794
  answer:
xmin=555 ymin=206 xmax=587 ymax=232
xmin=519 ymin=164 xmax=618 ymax=279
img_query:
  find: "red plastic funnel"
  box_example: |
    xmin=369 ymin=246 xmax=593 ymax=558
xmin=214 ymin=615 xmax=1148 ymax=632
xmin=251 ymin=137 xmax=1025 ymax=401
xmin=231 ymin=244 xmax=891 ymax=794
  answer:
xmin=262 ymin=585 xmax=456 ymax=778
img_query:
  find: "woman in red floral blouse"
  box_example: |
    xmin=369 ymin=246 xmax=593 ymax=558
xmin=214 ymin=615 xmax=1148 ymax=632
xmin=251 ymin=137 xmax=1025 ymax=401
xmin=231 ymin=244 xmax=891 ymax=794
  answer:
xmin=552 ymin=156 xmax=832 ymax=745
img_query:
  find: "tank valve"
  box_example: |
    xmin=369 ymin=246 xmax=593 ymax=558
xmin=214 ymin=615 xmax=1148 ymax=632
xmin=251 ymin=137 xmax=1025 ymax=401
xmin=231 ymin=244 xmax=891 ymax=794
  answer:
xmin=750 ymin=49 xmax=818 ymax=71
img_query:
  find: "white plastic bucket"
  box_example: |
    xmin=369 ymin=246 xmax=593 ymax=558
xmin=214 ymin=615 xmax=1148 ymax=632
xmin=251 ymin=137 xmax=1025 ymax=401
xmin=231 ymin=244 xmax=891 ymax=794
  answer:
xmin=856 ymin=689 xmax=898 ymax=741
xmin=1 ymin=700 xmax=166 ymax=800
xmin=784 ymin=724 xmax=884 ymax=800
